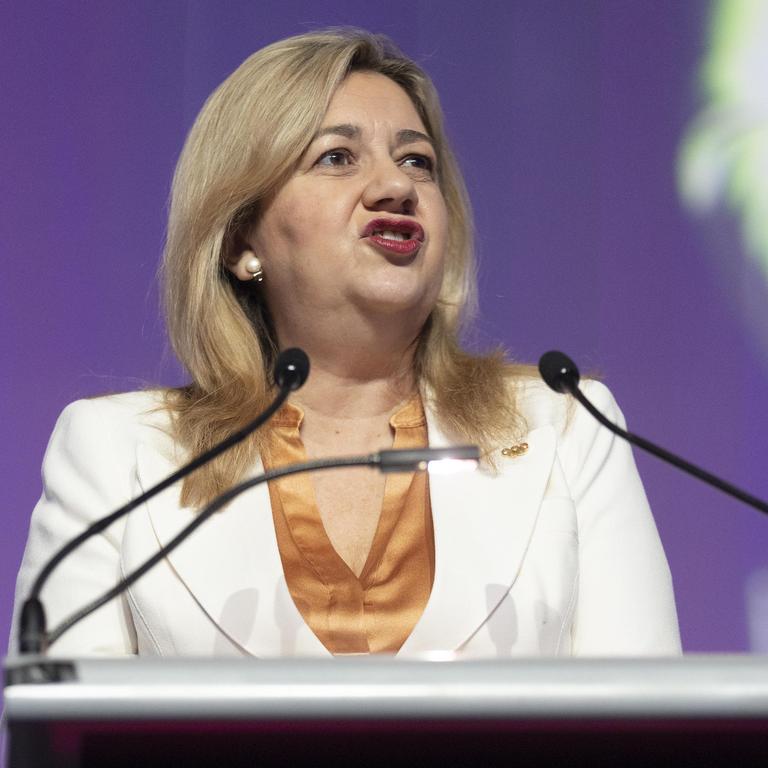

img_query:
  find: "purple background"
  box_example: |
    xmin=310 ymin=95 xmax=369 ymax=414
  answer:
xmin=3 ymin=1 xmax=767 ymax=655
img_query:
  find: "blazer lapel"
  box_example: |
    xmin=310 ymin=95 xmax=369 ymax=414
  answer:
xmin=134 ymin=437 xmax=329 ymax=657
xmin=398 ymin=408 xmax=556 ymax=655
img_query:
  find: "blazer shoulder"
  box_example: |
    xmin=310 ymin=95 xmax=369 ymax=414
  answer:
xmin=511 ymin=375 xmax=620 ymax=436
xmin=58 ymin=389 xmax=169 ymax=430
xmin=47 ymin=390 xmax=173 ymax=467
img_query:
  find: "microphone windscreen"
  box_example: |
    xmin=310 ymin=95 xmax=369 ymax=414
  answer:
xmin=538 ymin=350 xmax=581 ymax=394
xmin=274 ymin=348 xmax=310 ymax=391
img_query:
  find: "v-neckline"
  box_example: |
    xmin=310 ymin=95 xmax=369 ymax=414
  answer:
xmin=266 ymin=396 xmax=425 ymax=587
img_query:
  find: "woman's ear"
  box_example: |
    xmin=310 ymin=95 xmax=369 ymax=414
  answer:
xmin=226 ymin=249 xmax=264 ymax=282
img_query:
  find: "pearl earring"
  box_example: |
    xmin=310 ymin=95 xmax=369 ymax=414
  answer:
xmin=243 ymin=252 xmax=264 ymax=283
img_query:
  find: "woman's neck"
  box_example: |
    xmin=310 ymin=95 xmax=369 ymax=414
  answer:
xmin=289 ymin=355 xmax=417 ymax=420
xmin=275 ymin=314 xmax=422 ymax=419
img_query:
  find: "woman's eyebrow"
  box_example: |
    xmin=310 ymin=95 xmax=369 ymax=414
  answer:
xmin=312 ymin=123 xmax=360 ymax=141
xmin=395 ymin=128 xmax=435 ymax=148
xmin=311 ymin=124 xmax=434 ymax=148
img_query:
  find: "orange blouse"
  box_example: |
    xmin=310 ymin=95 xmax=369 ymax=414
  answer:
xmin=261 ymin=395 xmax=434 ymax=654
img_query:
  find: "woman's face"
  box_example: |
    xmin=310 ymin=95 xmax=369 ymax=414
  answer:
xmin=248 ymin=71 xmax=448 ymax=340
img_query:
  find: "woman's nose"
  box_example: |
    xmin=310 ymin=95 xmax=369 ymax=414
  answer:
xmin=361 ymin=159 xmax=419 ymax=214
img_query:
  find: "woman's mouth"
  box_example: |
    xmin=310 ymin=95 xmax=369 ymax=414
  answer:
xmin=362 ymin=218 xmax=424 ymax=257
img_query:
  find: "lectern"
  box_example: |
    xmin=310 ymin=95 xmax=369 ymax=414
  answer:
xmin=4 ymin=656 xmax=768 ymax=766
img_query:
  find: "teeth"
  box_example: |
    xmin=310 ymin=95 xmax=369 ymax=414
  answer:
xmin=374 ymin=230 xmax=409 ymax=241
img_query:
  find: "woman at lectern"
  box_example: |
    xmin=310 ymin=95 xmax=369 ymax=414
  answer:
xmin=12 ymin=29 xmax=680 ymax=657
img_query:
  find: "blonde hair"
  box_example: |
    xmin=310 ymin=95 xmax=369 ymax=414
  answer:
xmin=162 ymin=28 xmax=532 ymax=508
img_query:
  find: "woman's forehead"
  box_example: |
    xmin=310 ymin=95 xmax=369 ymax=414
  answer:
xmin=318 ymin=72 xmax=429 ymax=138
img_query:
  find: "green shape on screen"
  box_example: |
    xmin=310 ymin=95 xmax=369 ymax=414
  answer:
xmin=679 ymin=0 xmax=768 ymax=280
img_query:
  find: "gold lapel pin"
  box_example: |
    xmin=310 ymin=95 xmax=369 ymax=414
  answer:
xmin=501 ymin=442 xmax=528 ymax=457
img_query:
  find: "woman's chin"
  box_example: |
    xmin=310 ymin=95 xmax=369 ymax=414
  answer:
xmin=350 ymin=283 xmax=437 ymax=319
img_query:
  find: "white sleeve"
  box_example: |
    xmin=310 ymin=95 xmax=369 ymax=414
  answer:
xmin=10 ymin=398 xmax=138 ymax=656
xmin=562 ymin=380 xmax=681 ymax=655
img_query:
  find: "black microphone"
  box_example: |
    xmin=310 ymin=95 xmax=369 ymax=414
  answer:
xmin=42 ymin=445 xmax=480 ymax=653
xmin=274 ymin=347 xmax=309 ymax=391
xmin=538 ymin=350 xmax=580 ymax=394
xmin=19 ymin=348 xmax=310 ymax=655
xmin=538 ymin=350 xmax=768 ymax=517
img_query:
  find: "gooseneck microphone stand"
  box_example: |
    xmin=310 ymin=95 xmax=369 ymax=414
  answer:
xmin=538 ymin=350 xmax=768 ymax=517
xmin=44 ymin=445 xmax=479 ymax=651
xmin=18 ymin=348 xmax=311 ymax=655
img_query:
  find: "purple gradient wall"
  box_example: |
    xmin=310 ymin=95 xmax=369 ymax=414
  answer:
xmin=3 ymin=1 xmax=766 ymax=655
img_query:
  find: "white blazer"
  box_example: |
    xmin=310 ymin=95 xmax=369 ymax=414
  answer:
xmin=11 ymin=380 xmax=681 ymax=658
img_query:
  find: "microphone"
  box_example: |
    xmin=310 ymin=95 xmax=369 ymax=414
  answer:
xmin=538 ymin=350 xmax=768 ymax=517
xmin=274 ymin=347 xmax=310 ymax=391
xmin=42 ymin=445 xmax=480 ymax=653
xmin=18 ymin=348 xmax=310 ymax=655
xmin=538 ymin=350 xmax=580 ymax=394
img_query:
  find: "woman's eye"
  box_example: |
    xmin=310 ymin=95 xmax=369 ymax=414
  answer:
xmin=316 ymin=149 xmax=352 ymax=167
xmin=401 ymin=154 xmax=436 ymax=177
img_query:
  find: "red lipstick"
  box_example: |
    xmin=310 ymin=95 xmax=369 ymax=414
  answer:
xmin=362 ymin=218 xmax=424 ymax=257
